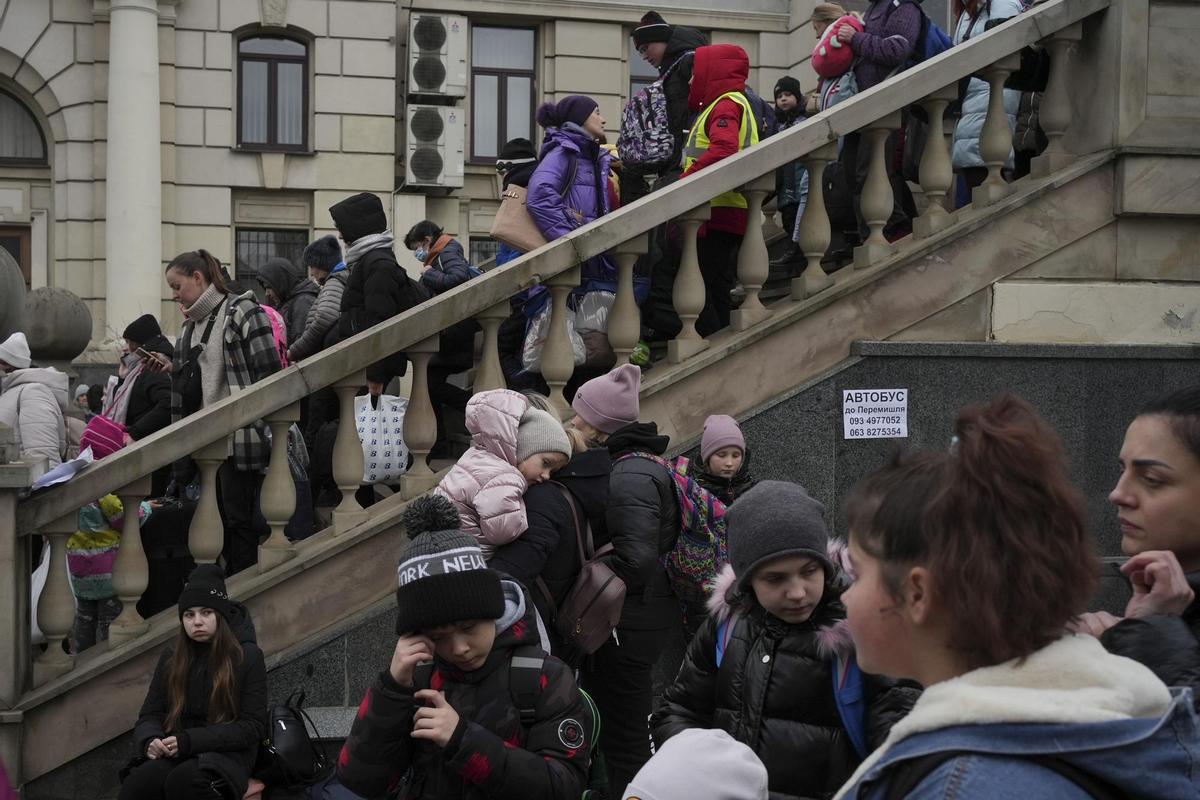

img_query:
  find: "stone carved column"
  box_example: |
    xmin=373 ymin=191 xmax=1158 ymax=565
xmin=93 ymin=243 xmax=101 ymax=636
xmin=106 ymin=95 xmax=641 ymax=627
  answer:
xmin=107 ymin=476 xmax=153 ymax=646
xmin=854 ymin=112 xmax=902 ymax=269
xmin=792 ymin=143 xmax=839 ymax=300
xmin=473 ymin=301 xmax=511 ymax=393
xmin=541 ymin=266 xmax=582 ymax=419
xmin=610 ymin=235 xmax=648 ymax=365
xmin=401 ymin=337 xmax=441 ymax=500
xmin=258 ymin=403 xmax=300 ymax=571
xmin=332 ymin=373 xmax=367 ymax=535
xmin=32 ymin=514 xmax=78 ymax=686
xmin=732 ymin=175 xmax=774 ymax=331
xmin=1031 ymin=24 xmax=1083 ymax=178
xmin=189 ymin=437 xmax=230 ymax=563
xmin=669 ymin=205 xmax=713 ymax=364
xmin=973 ymin=55 xmax=1020 ymax=207
xmin=913 ymin=84 xmax=959 ymax=239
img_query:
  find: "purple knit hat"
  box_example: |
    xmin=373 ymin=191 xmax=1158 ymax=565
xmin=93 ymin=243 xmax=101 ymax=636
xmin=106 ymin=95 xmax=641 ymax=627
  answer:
xmin=536 ymin=95 xmax=599 ymax=129
xmin=701 ymin=415 xmax=745 ymax=463
xmin=572 ymin=363 xmax=641 ymax=435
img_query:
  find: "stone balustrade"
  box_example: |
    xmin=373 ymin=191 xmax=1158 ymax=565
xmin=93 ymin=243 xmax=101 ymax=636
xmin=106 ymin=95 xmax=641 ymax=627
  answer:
xmin=1 ymin=0 xmax=1106 ymax=718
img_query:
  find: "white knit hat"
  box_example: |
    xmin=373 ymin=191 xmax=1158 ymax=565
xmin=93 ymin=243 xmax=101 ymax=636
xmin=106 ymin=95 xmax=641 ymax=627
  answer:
xmin=622 ymin=729 xmax=769 ymax=800
xmin=0 ymin=332 xmax=31 ymax=370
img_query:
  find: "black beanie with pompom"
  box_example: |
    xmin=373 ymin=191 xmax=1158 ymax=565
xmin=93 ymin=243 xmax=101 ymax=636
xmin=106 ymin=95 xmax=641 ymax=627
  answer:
xmin=393 ymin=495 xmax=505 ymax=635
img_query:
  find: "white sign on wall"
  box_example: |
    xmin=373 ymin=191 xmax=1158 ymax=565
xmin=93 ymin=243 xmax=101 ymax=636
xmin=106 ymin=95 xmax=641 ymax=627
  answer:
xmin=843 ymin=389 xmax=909 ymax=440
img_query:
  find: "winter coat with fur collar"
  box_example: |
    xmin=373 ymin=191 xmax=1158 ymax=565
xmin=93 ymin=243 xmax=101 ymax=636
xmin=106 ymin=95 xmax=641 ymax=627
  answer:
xmin=651 ymin=563 xmax=919 ymax=800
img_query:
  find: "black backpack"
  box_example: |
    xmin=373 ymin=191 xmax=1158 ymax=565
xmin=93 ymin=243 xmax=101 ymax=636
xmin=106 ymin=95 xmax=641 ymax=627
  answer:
xmin=882 ymin=749 xmax=1127 ymax=800
xmin=255 ymin=690 xmax=330 ymax=791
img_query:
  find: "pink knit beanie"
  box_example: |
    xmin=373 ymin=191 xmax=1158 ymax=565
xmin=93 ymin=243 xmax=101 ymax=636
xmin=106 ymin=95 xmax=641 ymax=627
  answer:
xmin=571 ymin=363 xmax=641 ymax=434
xmin=701 ymin=415 xmax=745 ymax=463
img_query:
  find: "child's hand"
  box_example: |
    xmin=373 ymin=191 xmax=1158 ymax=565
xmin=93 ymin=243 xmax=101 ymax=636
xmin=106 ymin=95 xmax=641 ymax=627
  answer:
xmin=389 ymin=635 xmax=435 ymax=687
xmin=836 ymin=23 xmax=855 ymax=43
xmin=411 ymin=690 xmax=461 ymax=748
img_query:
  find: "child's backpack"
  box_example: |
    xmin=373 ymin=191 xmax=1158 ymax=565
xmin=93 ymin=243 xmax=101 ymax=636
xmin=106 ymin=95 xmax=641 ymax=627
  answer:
xmin=509 ymin=645 xmax=608 ymax=799
xmin=261 ymin=303 xmax=290 ymax=367
xmin=882 ymin=0 xmax=953 ymax=72
xmin=715 ymin=617 xmax=869 ymax=760
xmin=812 ymin=15 xmax=865 ymax=79
xmin=617 ymin=55 xmax=691 ymax=169
xmin=614 ymin=453 xmax=729 ymax=602
xmin=742 ymin=86 xmax=776 ymax=142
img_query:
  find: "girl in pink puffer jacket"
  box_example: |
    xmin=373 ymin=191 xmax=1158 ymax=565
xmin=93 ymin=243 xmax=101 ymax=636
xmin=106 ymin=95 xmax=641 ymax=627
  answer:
xmin=433 ymin=390 xmax=575 ymax=558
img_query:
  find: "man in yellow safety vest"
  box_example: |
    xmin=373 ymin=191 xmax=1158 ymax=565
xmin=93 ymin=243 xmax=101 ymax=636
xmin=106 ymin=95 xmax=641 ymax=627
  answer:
xmin=681 ymin=44 xmax=759 ymax=336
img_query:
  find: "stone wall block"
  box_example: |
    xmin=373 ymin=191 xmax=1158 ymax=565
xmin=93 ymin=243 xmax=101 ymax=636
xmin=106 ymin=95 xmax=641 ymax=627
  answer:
xmin=327 ymin=1 xmax=394 ymax=40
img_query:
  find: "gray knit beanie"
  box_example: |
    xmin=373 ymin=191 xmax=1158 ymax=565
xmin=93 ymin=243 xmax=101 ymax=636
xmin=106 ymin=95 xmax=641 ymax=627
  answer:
xmin=727 ymin=480 xmax=832 ymax=592
xmin=516 ymin=407 xmax=572 ymax=463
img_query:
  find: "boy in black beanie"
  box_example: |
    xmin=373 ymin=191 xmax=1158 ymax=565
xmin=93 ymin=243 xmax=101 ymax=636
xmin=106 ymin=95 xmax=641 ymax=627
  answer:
xmin=337 ymin=496 xmax=592 ymax=800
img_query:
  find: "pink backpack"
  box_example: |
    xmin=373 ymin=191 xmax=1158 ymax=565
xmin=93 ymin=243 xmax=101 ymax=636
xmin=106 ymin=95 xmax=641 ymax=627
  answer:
xmin=261 ymin=304 xmax=289 ymax=368
xmin=812 ymin=15 xmax=864 ymax=79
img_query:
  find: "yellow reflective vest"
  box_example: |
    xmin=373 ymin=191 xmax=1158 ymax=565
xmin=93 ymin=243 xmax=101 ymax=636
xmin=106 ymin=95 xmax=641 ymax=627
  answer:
xmin=682 ymin=91 xmax=760 ymax=210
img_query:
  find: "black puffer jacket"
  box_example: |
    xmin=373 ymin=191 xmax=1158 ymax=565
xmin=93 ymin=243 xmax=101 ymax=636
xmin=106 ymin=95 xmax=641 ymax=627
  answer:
xmin=258 ymin=257 xmax=318 ymax=345
xmin=651 ymin=565 xmax=919 ymax=800
xmin=692 ymin=448 xmax=758 ymax=507
xmin=123 ymin=334 xmax=174 ymax=441
xmin=490 ymin=448 xmax=613 ymax=661
xmin=1101 ymin=572 xmax=1200 ymax=695
xmin=128 ymin=603 xmax=268 ymax=799
xmin=600 ymin=422 xmax=681 ymax=631
xmin=339 ymin=247 xmax=431 ymax=384
xmin=662 ymin=26 xmax=708 ymax=167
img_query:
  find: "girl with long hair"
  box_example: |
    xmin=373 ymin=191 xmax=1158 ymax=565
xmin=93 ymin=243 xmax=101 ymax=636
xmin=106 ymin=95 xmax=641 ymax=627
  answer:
xmin=119 ymin=565 xmax=267 ymax=800
xmin=833 ymin=395 xmax=1200 ymax=799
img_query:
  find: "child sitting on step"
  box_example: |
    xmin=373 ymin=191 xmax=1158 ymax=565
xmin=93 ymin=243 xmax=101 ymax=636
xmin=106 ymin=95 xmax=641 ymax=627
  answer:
xmin=650 ymin=481 xmax=918 ymax=799
xmin=337 ymin=496 xmax=592 ymax=800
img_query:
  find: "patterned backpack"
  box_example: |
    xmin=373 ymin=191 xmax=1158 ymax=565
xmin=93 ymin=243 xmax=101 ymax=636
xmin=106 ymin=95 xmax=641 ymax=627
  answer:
xmin=615 ymin=453 xmax=729 ymax=602
xmin=616 ymin=54 xmax=691 ymax=169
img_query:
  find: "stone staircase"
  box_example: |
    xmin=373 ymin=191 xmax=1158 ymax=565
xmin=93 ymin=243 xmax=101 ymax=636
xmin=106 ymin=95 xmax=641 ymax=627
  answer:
xmin=5 ymin=1 xmax=1200 ymax=794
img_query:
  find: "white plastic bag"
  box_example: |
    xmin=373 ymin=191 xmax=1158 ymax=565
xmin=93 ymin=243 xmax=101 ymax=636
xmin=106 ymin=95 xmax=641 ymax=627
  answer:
xmin=522 ymin=303 xmax=586 ymax=373
xmin=355 ymin=394 xmax=409 ymax=485
xmin=574 ymin=290 xmax=615 ymax=333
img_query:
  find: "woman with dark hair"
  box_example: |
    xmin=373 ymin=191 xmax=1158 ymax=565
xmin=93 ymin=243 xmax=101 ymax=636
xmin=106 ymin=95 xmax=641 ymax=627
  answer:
xmin=833 ymin=395 xmax=1200 ymax=799
xmin=119 ymin=565 xmax=267 ymax=800
xmin=165 ymin=250 xmax=281 ymax=575
xmin=1073 ymin=386 xmax=1200 ymax=693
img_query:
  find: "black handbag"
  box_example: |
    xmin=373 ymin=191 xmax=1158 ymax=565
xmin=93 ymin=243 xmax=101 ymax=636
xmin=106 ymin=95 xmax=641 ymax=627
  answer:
xmin=255 ymin=689 xmax=329 ymax=790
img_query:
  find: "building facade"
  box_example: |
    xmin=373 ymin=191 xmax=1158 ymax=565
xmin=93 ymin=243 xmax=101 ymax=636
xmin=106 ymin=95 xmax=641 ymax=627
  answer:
xmin=0 ymin=0 xmax=952 ymax=360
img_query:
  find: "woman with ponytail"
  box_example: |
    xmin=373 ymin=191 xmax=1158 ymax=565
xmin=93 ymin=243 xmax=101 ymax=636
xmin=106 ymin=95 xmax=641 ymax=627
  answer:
xmin=119 ymin=565 xmax=267 ymax=800
xmin=527 ymin=95 xmax=617 ymax=284
xmin=165 ymin=250 xmax=283 ymax=575
xmin=833 ymin=395 xmax=1200 ymax=800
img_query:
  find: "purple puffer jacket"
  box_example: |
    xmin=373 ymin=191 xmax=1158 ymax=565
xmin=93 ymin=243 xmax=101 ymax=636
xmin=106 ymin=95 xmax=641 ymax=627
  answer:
xmin=852 ymin=0 xmax=922 ymax=91
xmin=527 ymin=123 xmax=617 ymax=283
xmin=433 ymin=389 xmax=530 ymax=558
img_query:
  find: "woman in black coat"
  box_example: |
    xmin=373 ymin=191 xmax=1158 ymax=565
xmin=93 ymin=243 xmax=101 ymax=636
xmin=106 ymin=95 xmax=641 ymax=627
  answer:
xmin=489 ymin=445 xmax=612 ymax=665
xmin=108 ymin=315 xmax=174 ymax=495
xmin=120 ymin=565 xmax=267 ymax=800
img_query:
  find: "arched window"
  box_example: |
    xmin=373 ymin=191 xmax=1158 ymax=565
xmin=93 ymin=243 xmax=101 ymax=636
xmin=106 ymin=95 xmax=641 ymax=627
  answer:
xmin=0 ymin=90 xmax=47 ymax=165
xmin=238 ymin=35 xmax=308 ymax=151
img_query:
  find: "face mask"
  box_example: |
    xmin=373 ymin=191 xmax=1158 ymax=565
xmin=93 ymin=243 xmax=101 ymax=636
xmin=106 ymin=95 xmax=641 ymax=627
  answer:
xmin=414 ymin=248 xmax=429 ymax=263
xmin=122 ymin=351 xmax=142 ymax=369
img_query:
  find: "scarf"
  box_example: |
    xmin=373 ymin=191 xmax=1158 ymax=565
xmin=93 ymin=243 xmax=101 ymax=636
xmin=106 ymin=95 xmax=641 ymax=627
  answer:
xmin=183 ymin=282 xmax=226 ymax=322
xmin=102 ymin=361 xmax=143 ymax=425
xmin=422 ymin=233 xmax=454 ymax=267
xmin=343 ymin=230 xmax=395 ymax=267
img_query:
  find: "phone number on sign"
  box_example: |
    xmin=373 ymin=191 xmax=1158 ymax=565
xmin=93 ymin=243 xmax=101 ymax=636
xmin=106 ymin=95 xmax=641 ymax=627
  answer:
xmin=847 ymin=427 xmax=904 ymax=438
xmin=846 ymin=416 xmax=903 ymax=426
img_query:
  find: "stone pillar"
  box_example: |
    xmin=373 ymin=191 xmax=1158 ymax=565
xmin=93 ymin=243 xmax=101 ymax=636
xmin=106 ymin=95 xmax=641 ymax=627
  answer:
xmin=104 ymin=0 xmax=164 ymax=334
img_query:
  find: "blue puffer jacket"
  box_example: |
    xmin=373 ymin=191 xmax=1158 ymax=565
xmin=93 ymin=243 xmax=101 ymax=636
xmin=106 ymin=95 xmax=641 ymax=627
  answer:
xmin=527 ymin=123 xmax=616 ymax=282
xmin=834 ymin=635 xmax=1200 ymax=800
xmin=951 ymin=0 xmax=1025 ymax=170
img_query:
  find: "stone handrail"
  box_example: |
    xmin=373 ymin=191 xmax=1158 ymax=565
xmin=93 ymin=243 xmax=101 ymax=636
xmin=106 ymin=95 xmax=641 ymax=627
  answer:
xmin=3 ymin=0 xmax=1108 ymax=699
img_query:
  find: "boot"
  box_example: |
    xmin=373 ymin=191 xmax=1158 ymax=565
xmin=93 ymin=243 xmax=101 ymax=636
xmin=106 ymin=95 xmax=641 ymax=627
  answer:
xmin=769 ymin=242 xmax=803 ymax=268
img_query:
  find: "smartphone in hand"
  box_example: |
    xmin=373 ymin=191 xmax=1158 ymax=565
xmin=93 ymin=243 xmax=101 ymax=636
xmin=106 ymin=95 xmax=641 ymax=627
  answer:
xmin=412 ymin=661 xmax=434 ymax=694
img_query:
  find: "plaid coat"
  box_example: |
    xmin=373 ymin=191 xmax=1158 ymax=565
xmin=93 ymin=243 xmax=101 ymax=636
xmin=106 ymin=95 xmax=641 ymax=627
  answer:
xmin=171 ymin=291 xmax=282 ymax=472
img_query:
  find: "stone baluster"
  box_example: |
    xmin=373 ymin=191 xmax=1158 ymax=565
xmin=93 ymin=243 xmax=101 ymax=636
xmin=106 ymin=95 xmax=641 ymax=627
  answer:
xmin=1 ymin=456 xmax=38 ymax=707
xmin=332 ymin=373 xmax=368 ymax=535
xmin=401 ymin=336 xmax=441 ymax=500
xmin=540 ymin=266 xmax=582 ymax=419
xmin=792 ymin=143 xmax=839 ymax=300
xmin=913 ymin=84 xmax=959 ymax=239
xmin=32 ymin=513 xmax=78 ymax=686
xmin=1031 ymin=23 xmax=1083 ymax=178
xmin=107 ymin=475 xmax=152 ymax=646
xmin=258 ymin=403 xmax=300 ymax=571
xmin=669 ymin=204 xmax=713 ymax=364
xmin=854 ymin=111 xmax=902 ymax=269
xmin=189 ymin=437 xmax=230 ymax=563
xmin=610 ymin=235 xmax=647 ymax=365
xmin=732 ymin=175 xmax=774 ymax=331
xmin=473 ymin=301 xmax=511 ymax=393
xmin=972 ymin=54 xmax=1021 ymax=207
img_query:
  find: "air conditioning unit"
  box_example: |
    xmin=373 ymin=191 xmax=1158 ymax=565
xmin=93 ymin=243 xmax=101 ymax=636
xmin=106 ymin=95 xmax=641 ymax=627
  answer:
xmin=405 ymin=104 xmax=465 ymax=188
xmin=408 ymin=14 xmax=468 ymax=97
